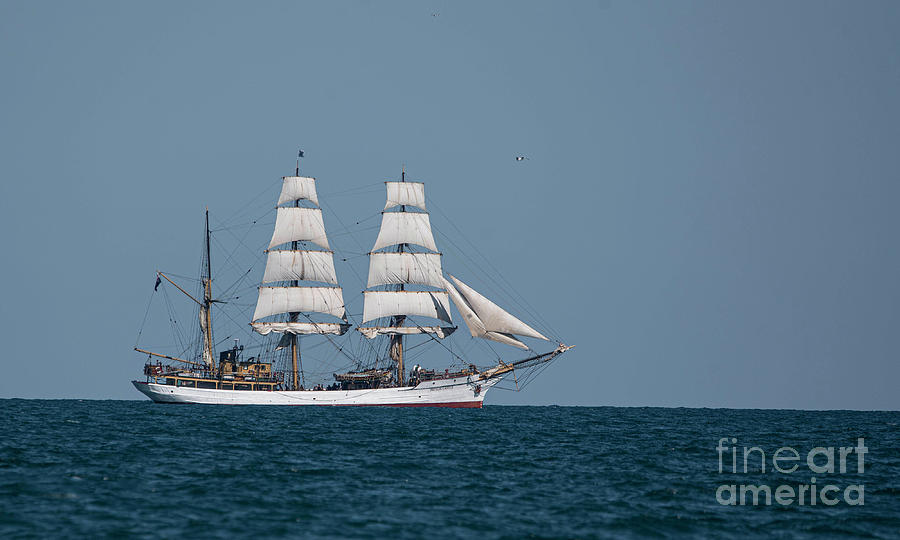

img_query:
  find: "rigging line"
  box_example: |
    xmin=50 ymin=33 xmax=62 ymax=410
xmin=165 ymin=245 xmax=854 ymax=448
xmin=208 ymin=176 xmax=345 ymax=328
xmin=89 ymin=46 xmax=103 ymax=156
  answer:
xmin=213 ymin=176 xmax=282 ymax=228
xmin=210 ymin=299 xmax=257 ymax=341
xmin=295 ymin=312 xmax=359 ymax=365
xmin=321 ymin=210 xmax=382 ymax=240
xmin=212 ymin=206 xmax=274 ymax=235
xmin=209 ymin=211 xmax=275 ymax=232
xmin=328 ymin=225 xmax=380 ymax=238
xmin=403 ymin=339 xmax=434 ymax=354
xmin=160 ymin=285 xmax=186 ymax=352
xmin=429 ymin=200 xmax=562 ymax=339
xmin=319 ymin=200 xmax=367 ymax=252
xmin=480 ymin=334 xmax=503 ymax=361
xmin=216 ymin=267 xmax=254 ymax=301
xmin=211 ymin=213 xmax=271 ymax=269
xmin=293 ymin=284 xmax=382 ymax=363
xmin=442 ymin=239 xmax=559 ymax=347
xmin=433 ymin=225 xmax=560 ymax=342
xmin=210 ymin=219 xmax=258 ymax=278
xmin=319 ymin=182 xmax=384 ymax=197
xmin=208 ymin=218 xmax=274 ymax=232
xmin=210 ymin=235 xmax=244 ymax=281
xmin=404 ymin=315 xmax=469 ymax=364
xmin=134 ymin=286 xmax=157 ymax=348
xmin=158 ymin=271 xmax=200 ymax=282
xmin=514 ymin=357 xmax=558 ymax=391
xmin=320 ymin=187 xmax=384 ymax=198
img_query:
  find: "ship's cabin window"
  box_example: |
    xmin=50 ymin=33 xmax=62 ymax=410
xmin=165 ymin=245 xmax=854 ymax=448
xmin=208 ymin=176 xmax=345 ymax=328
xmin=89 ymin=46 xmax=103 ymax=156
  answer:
xmin=234 ymin=383 xmax=252 ymax=391
xmin=165 ymin=378 xmax=175 ymax=386
xmin=197 ymin=381 xmax=216 ymax=389
xmin=177 ymin=379 xmax=196 ymax=388
xmin=220 ymin=383 xmax=233 ymax=390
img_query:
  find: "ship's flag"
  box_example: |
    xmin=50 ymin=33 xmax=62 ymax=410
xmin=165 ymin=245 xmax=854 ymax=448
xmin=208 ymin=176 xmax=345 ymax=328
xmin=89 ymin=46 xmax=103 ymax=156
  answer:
xmin=298 ymin=149 xmax=305 ymax=158
xmin=515 ymin=156 xmax=527 ymax=161
xmin=154 ymin=276 xmax=161 ymax=291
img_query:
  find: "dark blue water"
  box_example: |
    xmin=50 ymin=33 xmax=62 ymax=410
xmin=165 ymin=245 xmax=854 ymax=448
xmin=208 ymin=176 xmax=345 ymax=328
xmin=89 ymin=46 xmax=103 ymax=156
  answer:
xmin=1 ymin=401 xmax=898 ymax=538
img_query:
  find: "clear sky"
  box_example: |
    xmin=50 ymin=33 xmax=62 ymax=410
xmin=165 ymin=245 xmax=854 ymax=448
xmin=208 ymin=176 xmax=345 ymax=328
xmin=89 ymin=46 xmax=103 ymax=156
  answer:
xmin=1 ymin=1 xmax=898 ymax=409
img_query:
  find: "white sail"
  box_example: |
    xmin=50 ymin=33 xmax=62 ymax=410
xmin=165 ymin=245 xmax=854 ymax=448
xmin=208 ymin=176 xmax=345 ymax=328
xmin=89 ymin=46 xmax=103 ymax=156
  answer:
xmin=361 ymin=291 xmax=452 ymax=324
xmin=384 ymin=181 xmax=426 ymax=211
xmin=357 ymin=326 xmax=456 ymax=339
xmin=262 ymin=250 xmax=338 ymax=285
xmin=251 ymin=321 xmax=350 ymax=335
xmin=253 ymin=286 xmax=346 ymax=321
xmin=367 ymin=252 xmax=443 ymax=288
xmin=482 ymin=331 xmax=528 ymax=349
xmin=269 ymin=207 xmax=330 ymax=250
xmin=277 ymin=176 xmax=319 ymax=207
xmin=444 ymin=275 xmax=547 ymax=345
xmin=442 ymin=277 xmax=527 ymax=349
xmin=372 ymin=212 xmax=437 ymax=252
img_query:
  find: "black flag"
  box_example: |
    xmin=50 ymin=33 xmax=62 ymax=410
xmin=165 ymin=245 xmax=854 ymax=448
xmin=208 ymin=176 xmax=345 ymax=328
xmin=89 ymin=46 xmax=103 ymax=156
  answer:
xmin=154 ymin=276 xmax=161 ymax=291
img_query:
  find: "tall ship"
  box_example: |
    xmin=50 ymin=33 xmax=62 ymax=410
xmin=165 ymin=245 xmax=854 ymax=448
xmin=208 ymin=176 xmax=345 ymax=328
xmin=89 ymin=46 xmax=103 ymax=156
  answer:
xmin=133 ymin=156 xmax=572 ymax=407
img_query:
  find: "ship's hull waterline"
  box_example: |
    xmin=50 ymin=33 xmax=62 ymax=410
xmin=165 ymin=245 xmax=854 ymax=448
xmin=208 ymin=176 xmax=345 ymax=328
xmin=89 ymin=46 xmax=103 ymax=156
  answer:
xmin=133 ymin=375 xmax=499 ymax=407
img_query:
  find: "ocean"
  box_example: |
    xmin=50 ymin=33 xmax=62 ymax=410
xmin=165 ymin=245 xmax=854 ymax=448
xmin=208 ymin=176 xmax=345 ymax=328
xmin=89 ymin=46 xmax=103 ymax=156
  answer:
xmin=1 ymin=400 xmax=898 ymax=538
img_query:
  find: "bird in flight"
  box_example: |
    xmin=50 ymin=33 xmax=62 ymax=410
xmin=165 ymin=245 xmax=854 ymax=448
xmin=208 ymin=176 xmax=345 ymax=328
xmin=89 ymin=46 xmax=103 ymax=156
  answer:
xmin=515 ymin=156 xmax=528 ymax=161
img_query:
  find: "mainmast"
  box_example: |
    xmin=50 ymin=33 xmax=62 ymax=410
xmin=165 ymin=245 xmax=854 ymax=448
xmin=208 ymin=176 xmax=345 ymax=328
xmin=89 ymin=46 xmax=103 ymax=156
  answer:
xmin=250 ymin=151 xmax=350 ymax=390
xmin=289 ymin=157 xmax=302 ymax=389
xmin=392 ymin=167 xmax=407 ymax=385
xmin=358 ymin=169 xmax=455 ymax=386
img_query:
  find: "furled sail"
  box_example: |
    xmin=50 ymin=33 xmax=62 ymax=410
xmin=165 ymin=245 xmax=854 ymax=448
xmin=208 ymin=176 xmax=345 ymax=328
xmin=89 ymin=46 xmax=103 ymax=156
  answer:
xmin=357 ymin=326 xmax=456 ymax=339
xmin=269 ymin=207 xmax=330 ymax=250
xmin=384 ymin=181 xmax=426 ymax=211
xmin=199 ymin=309 xmax=215 ymax=364
xmin=366 ymin=252 xmax=443 ymax=289
xmin=361 ymin=291 xmax=452 ymax=325
xmin=277 ymin=176 xmax=319 ymax=207
xmin=371 ymin=212 xmax=437 ymax=252
xmin=253 ymin=286 xmax=346 ymax=321
xmin=443 ymin=275 xmax=548 ymax=348
xmin=262 ymin=250 xmax=338 ymax=285
xmin=251 ymin=321 xmax=350 ymax=335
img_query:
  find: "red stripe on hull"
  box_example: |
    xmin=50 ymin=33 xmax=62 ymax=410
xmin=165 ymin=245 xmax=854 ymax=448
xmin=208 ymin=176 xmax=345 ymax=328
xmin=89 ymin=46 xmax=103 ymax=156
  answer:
xmin=330 ymin=401 xmax=483 ymax=408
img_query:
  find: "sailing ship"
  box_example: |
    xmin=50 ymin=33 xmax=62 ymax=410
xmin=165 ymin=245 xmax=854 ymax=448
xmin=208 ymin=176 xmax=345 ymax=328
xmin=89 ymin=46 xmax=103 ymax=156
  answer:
xmin=133 ymin=158 xmax=572 ymax=407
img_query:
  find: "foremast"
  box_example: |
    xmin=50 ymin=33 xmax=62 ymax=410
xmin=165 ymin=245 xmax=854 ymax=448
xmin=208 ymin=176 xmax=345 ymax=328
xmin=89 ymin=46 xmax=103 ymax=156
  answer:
xmin=250 ymin=154 xmax=349 ymax=390
xmin=358 ymin=169 xmax=456 ymax=385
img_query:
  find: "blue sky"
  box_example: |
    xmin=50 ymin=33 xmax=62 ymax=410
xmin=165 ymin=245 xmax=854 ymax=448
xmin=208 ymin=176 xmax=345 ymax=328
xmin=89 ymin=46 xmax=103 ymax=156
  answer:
xmin=1 ymin=1 xmax=898 ymax=408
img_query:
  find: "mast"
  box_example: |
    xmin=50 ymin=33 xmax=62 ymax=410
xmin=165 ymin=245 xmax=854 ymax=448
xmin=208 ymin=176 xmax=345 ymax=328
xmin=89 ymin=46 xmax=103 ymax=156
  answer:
xmin=290 ymin=157 xmax=303 ymax=390
xmin=250 ymin=151 xmax=350 ymax=390
xmin=359 ymin=168 xmax=455 ymax=386
xmin=201 ymin=208 xmax=215 ymax=372
xmin=391 ymin=167 xmax=406 ymax=386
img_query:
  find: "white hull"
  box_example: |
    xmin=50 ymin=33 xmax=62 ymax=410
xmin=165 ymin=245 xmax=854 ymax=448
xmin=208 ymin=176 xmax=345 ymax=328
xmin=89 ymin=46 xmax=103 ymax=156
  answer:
xmin=133 ymin=375 xmax=499 ymax=407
